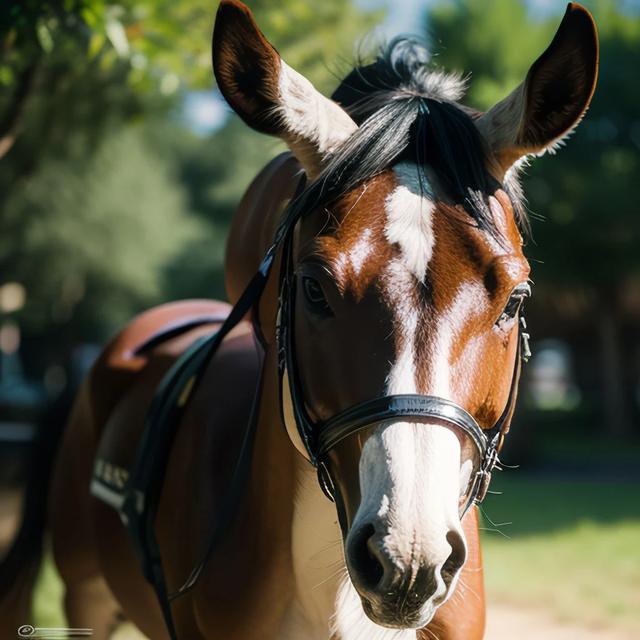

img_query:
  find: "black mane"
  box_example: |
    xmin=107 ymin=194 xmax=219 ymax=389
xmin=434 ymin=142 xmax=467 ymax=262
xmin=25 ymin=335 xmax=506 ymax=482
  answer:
xmin=293 ymin=38 xmax=527 ymax=239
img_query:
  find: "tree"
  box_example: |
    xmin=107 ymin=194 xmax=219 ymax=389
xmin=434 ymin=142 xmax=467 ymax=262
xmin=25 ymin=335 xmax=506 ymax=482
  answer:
xmin=0 ymin=0 xmax=381 ymax=379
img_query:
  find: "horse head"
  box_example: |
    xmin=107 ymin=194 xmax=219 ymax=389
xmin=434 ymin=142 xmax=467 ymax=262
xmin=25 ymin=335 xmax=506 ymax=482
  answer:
xmin=213 ymin=0 xmax=597 ymax=630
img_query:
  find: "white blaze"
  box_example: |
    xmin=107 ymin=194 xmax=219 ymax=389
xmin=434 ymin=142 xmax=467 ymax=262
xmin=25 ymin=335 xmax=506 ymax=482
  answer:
xmin=384 ymin=162 xmax=436 ymax=283
xmin=346 ymin=162 xmax=467 ymax=629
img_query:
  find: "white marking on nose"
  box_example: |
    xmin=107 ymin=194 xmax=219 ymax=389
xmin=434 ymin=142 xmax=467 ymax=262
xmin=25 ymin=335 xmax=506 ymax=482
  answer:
xmin=347 ymin=214 xmax=469 ymax=626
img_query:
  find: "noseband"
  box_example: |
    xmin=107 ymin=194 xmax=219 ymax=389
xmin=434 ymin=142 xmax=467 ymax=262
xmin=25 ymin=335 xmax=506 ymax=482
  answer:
xmin=275 ymin=181 xmax=531 ymax=515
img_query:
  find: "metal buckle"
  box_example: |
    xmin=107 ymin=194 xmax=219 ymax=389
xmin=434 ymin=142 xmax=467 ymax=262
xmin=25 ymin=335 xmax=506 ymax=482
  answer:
xmin=317 ymin=461 xmax=336 ymax=502
xmin=475 ymin=469 xmax=492 ymax=504
xmin=520 ymin=316 xmax=531 ymax=363
xmin=474 ymin=447 xmax=498 ymax=505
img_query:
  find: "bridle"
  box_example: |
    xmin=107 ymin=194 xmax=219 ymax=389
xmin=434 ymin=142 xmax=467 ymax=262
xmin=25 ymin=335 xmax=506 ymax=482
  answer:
xmin=118 ymin=172 xmax=530 ymax=639
xmin=275 ymin=176 xmax=531 ymax=516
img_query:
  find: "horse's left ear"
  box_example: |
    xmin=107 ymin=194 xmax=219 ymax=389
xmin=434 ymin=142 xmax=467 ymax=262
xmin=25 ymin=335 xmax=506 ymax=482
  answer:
xmin=212 ymin=0 xmax=357 ymax=180
xmin=476 ymin=2 xmax=599 ymax=176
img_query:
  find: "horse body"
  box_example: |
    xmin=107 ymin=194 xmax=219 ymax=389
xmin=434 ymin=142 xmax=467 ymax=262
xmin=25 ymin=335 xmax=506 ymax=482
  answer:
xmin=0 ymin=2 xmax=598 ymax=639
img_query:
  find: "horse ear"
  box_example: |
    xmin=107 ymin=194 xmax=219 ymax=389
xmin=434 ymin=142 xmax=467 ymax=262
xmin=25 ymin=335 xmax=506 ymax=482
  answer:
xmin=476 ymin=2 xmax=598 ymax=176
xmin=212 ymin=0 xmax=357 ymax=179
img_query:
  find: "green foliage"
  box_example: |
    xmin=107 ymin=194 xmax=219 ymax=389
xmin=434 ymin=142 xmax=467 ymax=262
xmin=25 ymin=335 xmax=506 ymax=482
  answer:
xmin=2 ymin=126 xmax=203 ymax=338
xmin=0 ymin=0 xmax=380 ymax=360
xmin=158 ymin=120 xmax=286 ymax=302
xmin=527 ymin=1 xmax=640 ymax=290
xmin=248 ymin=0 xmax=381 ymax=94
xmin=1 ymin=0 xmax=215 ymax=99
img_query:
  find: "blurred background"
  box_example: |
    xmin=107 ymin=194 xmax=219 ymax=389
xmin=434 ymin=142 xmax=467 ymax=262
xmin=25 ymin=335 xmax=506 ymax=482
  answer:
xmin=0 ymin=0 xmax=638 ymax=637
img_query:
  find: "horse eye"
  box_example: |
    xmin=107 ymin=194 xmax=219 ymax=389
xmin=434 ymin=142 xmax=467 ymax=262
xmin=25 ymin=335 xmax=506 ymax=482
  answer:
xmin=497 ymin=283 xmax=531 ymax=326
xmin=302 ymin=276 xmax=332 ymax=315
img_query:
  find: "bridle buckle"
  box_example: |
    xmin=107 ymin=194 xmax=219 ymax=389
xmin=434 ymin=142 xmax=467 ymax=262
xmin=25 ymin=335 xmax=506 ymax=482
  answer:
xmin=520 ymin=317 xmax=531 ymax=363
xmin=474 ymin=446 xmax=498 ymax=505
xmin=317 ymin=461 xmax=336 ymax=502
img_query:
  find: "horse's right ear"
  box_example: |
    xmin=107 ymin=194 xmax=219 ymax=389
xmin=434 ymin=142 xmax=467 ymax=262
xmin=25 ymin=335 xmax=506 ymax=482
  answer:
xmin=476 ymin=2 xmax=599 ymax=177
xmin=212 ymin=0 xmax=357 ymax=180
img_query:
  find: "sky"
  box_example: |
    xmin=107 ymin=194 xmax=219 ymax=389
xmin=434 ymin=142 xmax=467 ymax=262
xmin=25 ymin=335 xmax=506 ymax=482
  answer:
xmin=363 ymin=0 xmax=591 ymax=36
xmin=182 ymin=91 xmax=228 ymax=135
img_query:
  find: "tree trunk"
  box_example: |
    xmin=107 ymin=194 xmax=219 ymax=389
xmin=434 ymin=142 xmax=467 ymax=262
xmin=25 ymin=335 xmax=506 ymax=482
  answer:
xmin=597 ymin=306 xmax=631 ymax=437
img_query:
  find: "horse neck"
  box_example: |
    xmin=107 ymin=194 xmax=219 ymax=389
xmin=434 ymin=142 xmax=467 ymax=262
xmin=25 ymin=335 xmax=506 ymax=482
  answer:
xmin=235 ymin=335 xmax=337 ymax=637
xmin=290 ymin=455 xmax=344 ymax=630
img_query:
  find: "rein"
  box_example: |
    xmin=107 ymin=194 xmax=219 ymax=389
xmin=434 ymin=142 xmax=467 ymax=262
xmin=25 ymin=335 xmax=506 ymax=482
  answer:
xmin=115 ymin=173 xmax=530 ymax=638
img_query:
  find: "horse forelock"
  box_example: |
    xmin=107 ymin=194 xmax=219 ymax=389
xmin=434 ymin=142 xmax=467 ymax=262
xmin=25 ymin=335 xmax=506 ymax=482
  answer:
xmin=287 ymin=36 xmax=529 ymax=246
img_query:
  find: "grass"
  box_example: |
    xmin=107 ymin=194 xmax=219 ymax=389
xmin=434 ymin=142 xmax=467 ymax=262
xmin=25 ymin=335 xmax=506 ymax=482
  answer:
xmin=480 ymin=474 xmax=640 ymax=633
xmin=32 ymin=476 xmax=640 ymax=634
xmin=33 ymin=552 xmax=65 ymax=628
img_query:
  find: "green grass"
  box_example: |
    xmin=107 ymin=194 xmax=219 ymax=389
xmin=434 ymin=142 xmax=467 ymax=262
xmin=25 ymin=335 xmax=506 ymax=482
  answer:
xmin=481 ymin=474 xmax=640 ymax=633
xmin=33 ymin=476 xmax=640 ymax=634
xmin=33 ymin=551 xmax=65 ymax=628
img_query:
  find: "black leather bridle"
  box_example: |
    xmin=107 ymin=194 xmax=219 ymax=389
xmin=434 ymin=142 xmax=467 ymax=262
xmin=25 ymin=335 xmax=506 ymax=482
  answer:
xmin=114 ymin=173 xmax=530 ymax=639
xmin=274 ymin=188 xmax=531 ymax=516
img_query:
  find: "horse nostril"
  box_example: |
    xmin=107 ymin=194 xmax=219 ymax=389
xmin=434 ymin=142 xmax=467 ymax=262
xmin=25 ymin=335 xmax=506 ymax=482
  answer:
xmin=348 ymin=523 xmax=385 ymax=591
xmin=441 ymin=529 xmax=467 ymax=587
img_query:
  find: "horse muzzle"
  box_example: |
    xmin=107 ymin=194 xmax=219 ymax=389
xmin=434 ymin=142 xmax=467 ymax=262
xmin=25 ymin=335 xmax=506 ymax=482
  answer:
xmin=345 ymin=518 xmax=467 ymax=628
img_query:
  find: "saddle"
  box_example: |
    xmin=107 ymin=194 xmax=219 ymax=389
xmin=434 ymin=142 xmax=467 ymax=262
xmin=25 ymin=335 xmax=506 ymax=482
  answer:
xmin=90 ymin=309 xmax=266 ymax=638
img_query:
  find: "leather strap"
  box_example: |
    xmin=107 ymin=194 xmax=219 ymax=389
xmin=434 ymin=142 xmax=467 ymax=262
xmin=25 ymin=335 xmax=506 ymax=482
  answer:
xmin=317 ymin=394 xmax=487 ymax=458
xmin=277 ymin=253 xmax=528 ymax=516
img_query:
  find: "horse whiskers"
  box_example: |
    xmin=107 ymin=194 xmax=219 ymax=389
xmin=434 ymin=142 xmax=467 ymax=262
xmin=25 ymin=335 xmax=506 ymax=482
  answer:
xmin=422 ymin=625 xmax=441 ymax=640
xmin=456 ymin=576 xmax=482 ymax=602
xmin=477 ymin=505 xmax=512 ymax=538
xmin=478 ymin=505 xmax=512 ymax=529
xmin=477 ymin=526 xmax=511 ymax=539
xmin=312 ymin=566 xmax=348 ymax=591
xmin=307 ymin=539 xmax=344 ymax=564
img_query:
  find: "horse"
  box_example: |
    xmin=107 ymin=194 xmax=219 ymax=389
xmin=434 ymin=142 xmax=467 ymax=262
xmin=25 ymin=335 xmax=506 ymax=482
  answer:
xmin=0 ymin=1 xmax=598 ymax=639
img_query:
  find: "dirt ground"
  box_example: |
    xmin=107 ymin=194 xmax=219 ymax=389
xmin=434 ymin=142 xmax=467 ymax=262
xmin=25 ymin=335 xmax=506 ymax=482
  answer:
xmin=486 ymin=604 xmax=635 ymax=640
xmin=108 ymin=607 xmax=637 ymax=640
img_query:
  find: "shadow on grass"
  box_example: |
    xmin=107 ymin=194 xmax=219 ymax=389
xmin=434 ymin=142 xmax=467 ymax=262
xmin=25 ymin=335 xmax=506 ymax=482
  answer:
xmin=480 ymin=473 xmax=640 ymax=537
